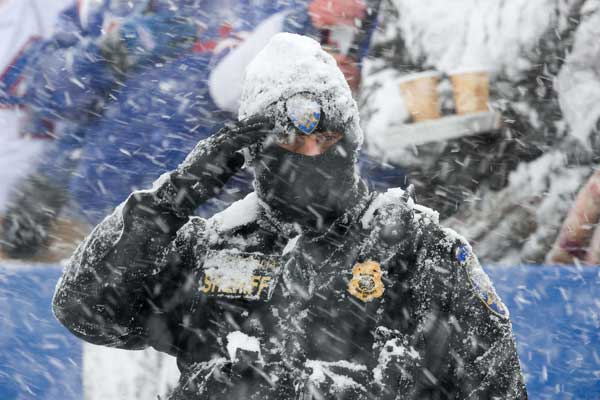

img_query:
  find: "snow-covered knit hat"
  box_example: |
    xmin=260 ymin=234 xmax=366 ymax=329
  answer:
xmin=238 ymin=32 xmax=363 ymax=149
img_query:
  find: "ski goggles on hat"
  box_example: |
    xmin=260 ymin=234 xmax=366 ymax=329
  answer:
xmin=266 ymin=92 xmax=343 ymax=140
xmin=285 ymin=94 xmax=322 ymax=135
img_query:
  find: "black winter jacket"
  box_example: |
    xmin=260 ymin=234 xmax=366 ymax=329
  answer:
xmin=53 ymin=173 xmax=527 ymax=399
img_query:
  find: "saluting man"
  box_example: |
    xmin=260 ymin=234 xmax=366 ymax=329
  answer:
xmin=53 ymin=33 xmax=527 ymax=399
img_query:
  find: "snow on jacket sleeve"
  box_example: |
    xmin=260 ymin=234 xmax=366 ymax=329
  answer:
xmin=446 ymin=239 xmax=528 ymax=398
xmin=52 ymin=171 xmax=206 ymax=353
xmin=407 ymin=209 xmax=527 ymax=398
xmin=556 ymin=2 xmax=600 ymax=150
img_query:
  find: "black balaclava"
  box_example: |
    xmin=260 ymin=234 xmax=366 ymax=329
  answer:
xmin=253 ymin=135 xmax=364 ymax=233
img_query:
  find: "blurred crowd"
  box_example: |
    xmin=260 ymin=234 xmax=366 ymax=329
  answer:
xmin=1 ymin=0 xmax=600 ymax=267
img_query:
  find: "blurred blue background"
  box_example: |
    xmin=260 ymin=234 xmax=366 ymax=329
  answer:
xmin=0 ymin=265 xmax=81 ymax=400
xmin=490 ymin=265 xmax=600 ymax=399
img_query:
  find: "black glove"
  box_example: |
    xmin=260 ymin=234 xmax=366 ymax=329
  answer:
xmin=1 ymin=173 xmax=68 ymax=258
xmin=123 ymin=116 xmax=274 ymax=232
xmin=171 ymin=116 xmax=274 ymax=207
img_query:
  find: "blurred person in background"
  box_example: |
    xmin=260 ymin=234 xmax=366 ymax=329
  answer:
xmin=0 ymin=0 xmax=72 ymax=222
xmin=360 ymin=0 xmax=600 ymax=265
xmin=1 ymin=0 xmax=201 ymax=259
xmin=0 ymin=0 xmax=387 ymax=261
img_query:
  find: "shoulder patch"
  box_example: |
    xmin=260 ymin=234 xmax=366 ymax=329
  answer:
xmin=457 ymin=245 xmax=509 ymax=319
xmin=455 ymin=244 xmax=471 ymax=265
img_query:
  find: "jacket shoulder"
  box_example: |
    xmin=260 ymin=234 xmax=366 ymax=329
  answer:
xmin=360 ymin=188 xmax=474 ymax=264
xmin=361 ymin=188 xmax=440 ymax=229
xmin=203 ymin=192 xmax=261 ymax=244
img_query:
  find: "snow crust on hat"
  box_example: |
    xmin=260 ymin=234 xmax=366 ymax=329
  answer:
xmin=238 ymin=32 xmax=363 ymax=147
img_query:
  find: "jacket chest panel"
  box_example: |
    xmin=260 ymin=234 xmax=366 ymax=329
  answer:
xmin=180 ymin=248 xmax=425 ymax=398
xmin=185 ymin=233 xmax=419 ymax=362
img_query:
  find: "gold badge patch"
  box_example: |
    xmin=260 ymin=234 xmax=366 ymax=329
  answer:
xmin=347 ymin=260 xmax=385 ymax=302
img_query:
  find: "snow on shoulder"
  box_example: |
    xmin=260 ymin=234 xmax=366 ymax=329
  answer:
xmin=205 ymin=192 xmax=259 ymax=241
xmin=238 ymin=32 xmax=363 ymax=146
xmin=361 ymin=187 xmax=440 ymax=229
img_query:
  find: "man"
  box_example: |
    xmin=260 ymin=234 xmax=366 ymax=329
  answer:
xmin=1 ymin=0 xmax=381 ymax=260
xmin=53 ymin=34 xmax=526 ymax=399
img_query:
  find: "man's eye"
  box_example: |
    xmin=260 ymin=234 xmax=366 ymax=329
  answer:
xmin=322 ymin=133 xmax=341 ymax=143
xmin=317 ymin=134 xmax=338 ymax=143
